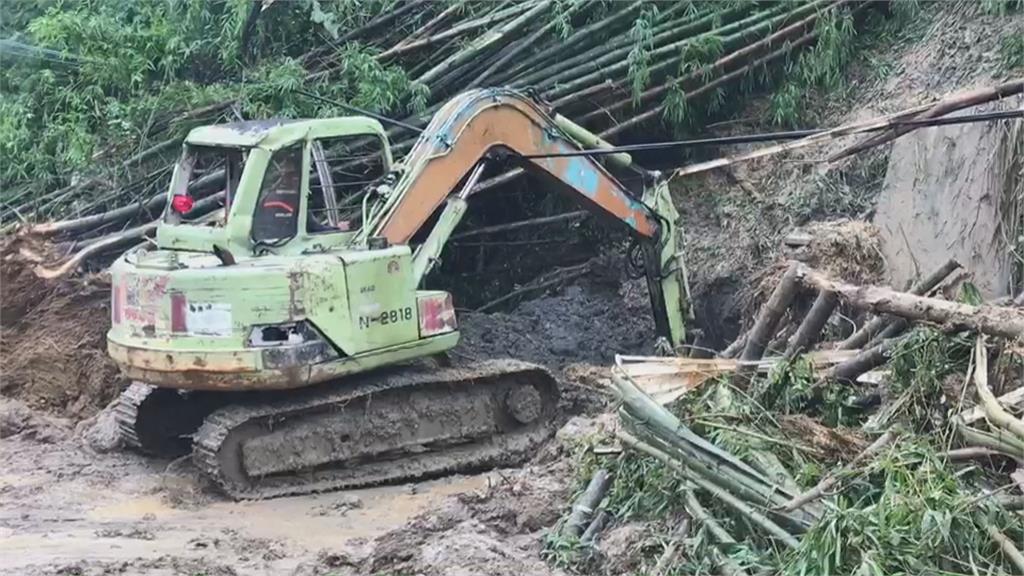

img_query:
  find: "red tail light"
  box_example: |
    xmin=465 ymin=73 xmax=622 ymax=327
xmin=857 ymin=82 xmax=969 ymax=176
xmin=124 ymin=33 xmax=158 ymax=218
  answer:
xmin=170 ymin=292 xmax=187 ymax=333
xmin=171 ymin=194 xmax=194 ymax=214
xmin=417 ymin=292 xmax=457 ymax=337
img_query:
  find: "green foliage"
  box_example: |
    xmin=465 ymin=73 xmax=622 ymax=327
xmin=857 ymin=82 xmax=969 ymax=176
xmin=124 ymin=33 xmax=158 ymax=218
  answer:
xmin=998 ymin=30 xmax=1024 ymax=72
xmin=783 ymin=442 xmax=1019 ymax=575
xmin=769 ymin=8 xmax=858 ymax=127
xmin=626 ymin=5 xmax=658 ymax=104
xmin=661 ymin=83 xmax=689 ymax=127
xmin=881 ymin=328 xmax=973 ymax=432
xmin=0 ymin=0 xmax=426 ymax=205
xmin=981 ymin=0 xmax=1024 ymax=16
xmin=540 ymin=529 xmax=584 ymax=571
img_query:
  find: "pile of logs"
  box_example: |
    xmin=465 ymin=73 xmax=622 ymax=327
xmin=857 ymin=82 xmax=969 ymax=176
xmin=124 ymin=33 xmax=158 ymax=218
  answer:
xmin=722 ymin=260 xmax=1024 ymax=386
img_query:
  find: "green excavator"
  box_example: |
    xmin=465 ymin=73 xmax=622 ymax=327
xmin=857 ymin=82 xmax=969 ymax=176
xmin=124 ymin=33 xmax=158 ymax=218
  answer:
xmin=107 ymin=88 xmax=691 ymax=499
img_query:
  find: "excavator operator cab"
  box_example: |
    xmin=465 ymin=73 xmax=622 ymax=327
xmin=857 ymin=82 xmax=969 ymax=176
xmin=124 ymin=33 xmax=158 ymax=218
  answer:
xmin=159 ymin=118 xmax=393 ymax=256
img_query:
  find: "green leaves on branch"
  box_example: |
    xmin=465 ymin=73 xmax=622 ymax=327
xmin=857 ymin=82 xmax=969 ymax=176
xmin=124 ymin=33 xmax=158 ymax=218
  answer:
xmin=1 ymin=0 xmax=427 ymax=200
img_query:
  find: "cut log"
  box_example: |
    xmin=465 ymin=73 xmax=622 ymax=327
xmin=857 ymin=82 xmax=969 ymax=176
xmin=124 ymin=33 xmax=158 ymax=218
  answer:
xmin=735 ymin=263 xmax=803 ymax=385
xmin=579 ymin=508 xmax=610 ymax=546
xmin=564 ymin=468 xmax=612 ymax=538
xmin=838 ymin=259 xmax=960 ymax=350
xmin=799 ymin=265 xmax=1024 ymax=339
xmin=785 ymin=289 xmax=838 ymax=357
xmin=820 ymin=338 xmax=900 ymax=384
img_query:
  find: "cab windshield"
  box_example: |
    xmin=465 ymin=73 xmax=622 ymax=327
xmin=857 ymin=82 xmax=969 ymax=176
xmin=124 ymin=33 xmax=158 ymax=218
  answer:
xmin=164 ymin=145 xmax=245 ymax=226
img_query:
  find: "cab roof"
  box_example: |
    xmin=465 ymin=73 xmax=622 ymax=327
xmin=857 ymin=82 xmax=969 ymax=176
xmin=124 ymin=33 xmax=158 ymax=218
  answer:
xmin=185 ymin=116 xmax=387 ymax=151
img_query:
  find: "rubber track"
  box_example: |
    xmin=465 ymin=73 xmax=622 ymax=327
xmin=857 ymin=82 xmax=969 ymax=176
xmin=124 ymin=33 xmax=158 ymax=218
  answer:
xmin=113 ymin=382 xmax=156 ymax=450
xmin=192 ymin=359 xmax=558 ymax=500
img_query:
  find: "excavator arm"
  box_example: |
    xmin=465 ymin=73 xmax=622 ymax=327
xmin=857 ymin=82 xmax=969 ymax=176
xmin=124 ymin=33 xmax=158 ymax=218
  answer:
xmin=360 ymin=89 xmax=691 ymax=348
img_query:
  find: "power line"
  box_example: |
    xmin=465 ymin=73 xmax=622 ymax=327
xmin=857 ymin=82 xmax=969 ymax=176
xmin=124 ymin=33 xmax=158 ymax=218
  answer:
xmin=521 ymin=109 xmax=1024 ymax=160
xmin=296 ymin=90 xmax=424 ymax=134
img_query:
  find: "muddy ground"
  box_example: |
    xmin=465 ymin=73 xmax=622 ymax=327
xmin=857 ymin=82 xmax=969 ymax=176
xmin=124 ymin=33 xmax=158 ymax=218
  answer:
xmin=1 ymin=396 xmax=600 ymax=576
xmin=2 ymin=2 xmax=1021 ymax=575
xmin=0 ymin=247 xmax=630 ymax=576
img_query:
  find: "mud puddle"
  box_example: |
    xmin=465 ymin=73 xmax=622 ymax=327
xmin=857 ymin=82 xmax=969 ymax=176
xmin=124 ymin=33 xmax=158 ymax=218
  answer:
xmin=0 ymin=413 xmax=498 ymax=575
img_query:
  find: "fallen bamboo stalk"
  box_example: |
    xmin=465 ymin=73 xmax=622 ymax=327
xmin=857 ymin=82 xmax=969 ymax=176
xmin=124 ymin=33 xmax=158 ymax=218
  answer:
xmin=838 ymin=258 xmax=961 ymax=350
xmin=475 ymin=262 xmax=590 ymax=312
xmin=392 ymin=0 xmax=465 ymax=48
xmin=777 ymin=429 xmax=896 ymax=513
xmin=449 ymin=211 xmax=588 ymax=240
xmin=377 ymin=3 xmax=533 ymax=61
xmin=564 ymin=468 xmax=612 ymax=538
xmin=682 ymin=489 xmax=748 ymax=576
xmin=579 ymin=508 xmax=610 ymax=546
xmin=611 ymin=370 xmax=772 ymax=486
xmin=736 ymin=263 xmax=803 ymax=384
xmin=986 ymin=525 xmax=1024 ymax=575
xmin=671 ymin=102 xmax=933 ymax=178
xmin=33 ymin=220 xmax=158 ymax=279
xmin=651 ymin=514 xmax=690 ymax=576
xmin=798 ymin=264 xmax=1024 ymax=339
xmin=616 ymin=350 xmax=860 ymax=405
xmin=494 ymin=0 xmax=643 ymax=85
xmin=683 ymin=488 xmax=735 ymax=546
xmin=26 ymin=190 xmax=165 ymax=237
xmin=32 ymin=192 xmax=225 ymax=279
xmin=619 ymin=429 xmax=801 ymax=549
xmin=26 ymin=165 xmax=224 ymax=238
xmin=938 ymin=447 xmax=1005 ymax=461
xmin=720 ymin=331 xmax=748 ymax=358
xmin=831 ymin=78 xmax=1024 ymax=161
xmin=572 ymin=0 xmax=842 ymax=120
xmin=468 ymin=0 xmax=585 ymax=89
xmin=973 ymin=337 xmax=1024 ymax=441
xmin=957 ymin=423 xmax=1024 ymax=460
xmin=820 ymin=338 xmax=900 ymax=384
xmin=957 ymin=387 xmax=1024 ymax=426
xmin=785 ymin=289 xmax=838 ymax=357
xmin=545 ymin=2 xmax=811 ymax=101
xmin=514 ymin=1 xmax=722 ymax=92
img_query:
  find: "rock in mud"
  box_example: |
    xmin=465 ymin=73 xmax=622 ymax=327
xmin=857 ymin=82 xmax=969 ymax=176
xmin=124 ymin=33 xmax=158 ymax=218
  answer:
xmin=76 ymin=399 xmax=124 ymax=452
xmin=0 ymin=399 xmax=70 ymax=443
xmin=595 ymin=521 xmax=652 ymax=575
xmin=311 ymin=493 xmax=364 ymax=516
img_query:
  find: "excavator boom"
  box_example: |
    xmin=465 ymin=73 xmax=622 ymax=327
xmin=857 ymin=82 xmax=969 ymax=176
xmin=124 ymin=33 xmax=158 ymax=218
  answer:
xmin=366 ymin=88 xmax=690 ymax=347
xmin=366 ymin=90 xmax=659 ymax=243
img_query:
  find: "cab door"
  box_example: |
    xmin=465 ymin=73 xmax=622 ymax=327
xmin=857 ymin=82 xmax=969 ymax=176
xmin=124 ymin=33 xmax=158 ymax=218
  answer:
xmin=299 ymin=134 xmax=418 ymax=353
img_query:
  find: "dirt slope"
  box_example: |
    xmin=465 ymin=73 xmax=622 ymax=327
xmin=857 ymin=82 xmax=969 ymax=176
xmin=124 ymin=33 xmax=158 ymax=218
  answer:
xmin=1 ymin=244 xmax=126 ymax=419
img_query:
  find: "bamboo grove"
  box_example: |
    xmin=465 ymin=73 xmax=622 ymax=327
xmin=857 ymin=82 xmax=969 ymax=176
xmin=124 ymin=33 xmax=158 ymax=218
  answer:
xmin=3 ymin=0 xmax=882 ymax=252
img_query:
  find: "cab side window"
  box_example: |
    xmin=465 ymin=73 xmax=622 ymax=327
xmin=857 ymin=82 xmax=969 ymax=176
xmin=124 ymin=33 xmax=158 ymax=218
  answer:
xmin=252 ymin=146 xmax=302 ymax=243
xmin=307 ymin=136 xmax=387 ymax=234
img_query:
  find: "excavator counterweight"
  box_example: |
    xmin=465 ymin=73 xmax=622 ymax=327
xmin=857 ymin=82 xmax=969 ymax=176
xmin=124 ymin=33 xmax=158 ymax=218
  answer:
xmin=106 ymin=88 xmax=691 ymax=498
